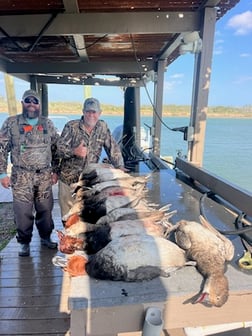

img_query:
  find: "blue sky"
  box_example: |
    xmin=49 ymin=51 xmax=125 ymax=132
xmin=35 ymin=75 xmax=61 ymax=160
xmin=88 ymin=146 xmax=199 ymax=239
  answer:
xmin=0 ymin=0 xmax=252 ymax=107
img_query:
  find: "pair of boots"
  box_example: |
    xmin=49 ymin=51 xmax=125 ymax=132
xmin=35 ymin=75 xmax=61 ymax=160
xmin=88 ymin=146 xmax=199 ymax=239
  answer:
xmin=19 ymin=238 xmax=57 ymax=257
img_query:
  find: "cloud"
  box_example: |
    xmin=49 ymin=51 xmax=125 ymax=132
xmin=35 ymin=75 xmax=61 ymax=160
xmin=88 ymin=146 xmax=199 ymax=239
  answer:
xmin=232 ymin=75 xmax=252 ymax=84
xmin=164 ymin=81 xmax=176 ymax=91
xmin=240 ymin=52 xmax=251 ymax=57
xmin=213 ymin=39 xmax=224 ymax=55
xmin=169 ymin=73 xmax=184 ymax=79
xmin=163 ymin=80 xmax=183 ymax=92
xmin=227 ymin=10 xmax=252 ymax=35
xmin=163 ymin=73 xmax=184 ymax=91
xmin=215 ymin=30 xmax=222 ymax=37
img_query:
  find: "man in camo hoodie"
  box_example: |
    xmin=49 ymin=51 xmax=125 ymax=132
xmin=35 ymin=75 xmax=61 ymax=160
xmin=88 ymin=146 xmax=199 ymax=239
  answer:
xmin=0 ymin=89 xmax=59 ymax=256
xmin=57 ymin=97 xmax=125 ymax=217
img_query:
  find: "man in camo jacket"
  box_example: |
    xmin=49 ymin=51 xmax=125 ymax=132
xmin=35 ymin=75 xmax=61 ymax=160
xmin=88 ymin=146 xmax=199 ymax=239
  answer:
xmin=57 ymin=97 xmax=125 ymax=217
xmin=0 ymin=89 xmax=59 ymax=256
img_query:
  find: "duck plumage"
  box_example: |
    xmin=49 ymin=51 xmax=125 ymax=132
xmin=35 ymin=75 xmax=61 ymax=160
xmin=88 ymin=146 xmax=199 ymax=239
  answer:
xmin=170 ymin=217 xmax=234 ymax=307
xmin=62 ymin=217 xmax=170 ymax=254
xmin=85 ymin=235 xmax=188 ymax=281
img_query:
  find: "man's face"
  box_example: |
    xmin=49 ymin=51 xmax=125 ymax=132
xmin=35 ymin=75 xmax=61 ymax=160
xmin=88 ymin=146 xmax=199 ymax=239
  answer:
xmin=83 ymin=110 xmax=101 ymax=128
xmin=22 ymin=96 xmax=40 ymax=119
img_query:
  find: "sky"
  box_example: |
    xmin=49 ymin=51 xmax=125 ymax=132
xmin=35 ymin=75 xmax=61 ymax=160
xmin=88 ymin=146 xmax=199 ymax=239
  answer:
xmin=0 ymin=0 xmax=252 ymax=107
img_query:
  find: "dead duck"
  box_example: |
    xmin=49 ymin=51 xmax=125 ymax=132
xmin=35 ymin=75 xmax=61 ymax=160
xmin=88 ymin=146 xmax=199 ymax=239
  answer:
xmin=76 ymin=164 xmax=150 ymax=187
xmin=83 ymin=194 xmax=153 ymax=224
xmin=66 ymin=217 xmax=170 ymax=237
xmin=169 ymin=216 xmax=234 ymax=307
xmin=84 ymin=235 xmax=190 ymax=281
xmin=62 ymin=194 xmax=146 ymax=224
xmin=62 ymin=217 xmax=171 ymax=254
xmin=57 ymin=230 xmax=84 ymax=254
xmin=96 ymin=204 xmax=175 ymax=225
xmin=73 ymin=179 xmax=147 ymax=202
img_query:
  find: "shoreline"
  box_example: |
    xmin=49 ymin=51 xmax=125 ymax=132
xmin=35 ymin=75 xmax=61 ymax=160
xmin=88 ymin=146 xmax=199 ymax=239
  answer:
xmin=1 ymin=102 xmax=252 ymax=119
xmin=1 ymin=111 xmax=252 ymax=119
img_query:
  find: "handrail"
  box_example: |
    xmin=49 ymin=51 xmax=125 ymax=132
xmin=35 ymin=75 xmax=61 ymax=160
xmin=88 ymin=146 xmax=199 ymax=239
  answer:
xmin=175 ymin=157 xmax=252 ymax=217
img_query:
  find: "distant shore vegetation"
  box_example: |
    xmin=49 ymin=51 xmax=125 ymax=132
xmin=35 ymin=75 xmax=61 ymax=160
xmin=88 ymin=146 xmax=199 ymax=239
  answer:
xmin=0 ymin=97 xmax=252 ymax=118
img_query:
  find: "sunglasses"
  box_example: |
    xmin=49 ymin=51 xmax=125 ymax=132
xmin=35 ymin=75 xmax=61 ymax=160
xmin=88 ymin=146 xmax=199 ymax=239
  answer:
xmin=24 ymin=97 xmax=40 ymax=105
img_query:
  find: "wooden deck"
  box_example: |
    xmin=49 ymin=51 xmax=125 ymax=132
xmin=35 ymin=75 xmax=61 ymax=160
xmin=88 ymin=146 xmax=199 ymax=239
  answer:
xmin=0 ymin=200 xmax=71 ymax=336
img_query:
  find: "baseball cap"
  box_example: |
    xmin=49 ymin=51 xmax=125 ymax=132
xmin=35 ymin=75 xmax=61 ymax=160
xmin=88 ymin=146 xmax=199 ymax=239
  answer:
xmin=83 ymin=98 xmax=101 ymax=113
xmin=22 ymin=89 xmax=40 ymax=102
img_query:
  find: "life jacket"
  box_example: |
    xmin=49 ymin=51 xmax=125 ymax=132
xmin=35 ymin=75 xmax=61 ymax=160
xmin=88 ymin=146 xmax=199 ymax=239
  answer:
xmin=11 ymin=115 xmax=52 ymax=170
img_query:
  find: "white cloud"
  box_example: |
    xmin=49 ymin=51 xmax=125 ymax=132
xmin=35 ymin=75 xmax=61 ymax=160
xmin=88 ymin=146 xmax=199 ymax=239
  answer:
xmin=215 ymin=30 xmax=222 ymax=37
xmin=164 ymin=81 xmax=176 ymax=91
xmin=232 ymin=75 xmax=252 ymax=84
xmin=227 ymin=10 xmax=252 ymax=35
xmin=163 ymin=79 xmax=184 ymax=91
xmin=240 ymin=53 xmax=251 ymax=57
xmin=215 ymin=39 xmax=224 ymax=44
xmin=214 ymin=48 xmax=223 ymax=55
xmin=213 ymin=39 xmax=224 ymax=55
xmin=169 ymin=73 xmax=184 ymax=79
xmin=164 ymin=73 xmax=185 ymax=91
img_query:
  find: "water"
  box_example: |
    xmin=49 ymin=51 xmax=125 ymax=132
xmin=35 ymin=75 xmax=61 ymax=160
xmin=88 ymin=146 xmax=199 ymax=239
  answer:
xmin=1 ymin=113 xmax=251 ymax=193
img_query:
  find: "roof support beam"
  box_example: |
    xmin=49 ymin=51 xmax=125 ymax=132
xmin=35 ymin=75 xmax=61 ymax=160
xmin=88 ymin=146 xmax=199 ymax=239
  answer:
xmin=32 ymin=75 xmax=145 ymax=87
xmin=5 ymin=61 xmax=154 ymax=75
xmin=0 ymin=58 xmax=8 ymax=72
xmin=152 ymin=59 xmax=166 ymax=156
xmin=0 ymin=12 xmax=200 ymax=36
xmin=158 ymin=33 xmax=184 ymax=60
xmin=62 ymin=0 xmax=89 ymax=61
xmin=188 ymin=7 xmax=216 ymax=166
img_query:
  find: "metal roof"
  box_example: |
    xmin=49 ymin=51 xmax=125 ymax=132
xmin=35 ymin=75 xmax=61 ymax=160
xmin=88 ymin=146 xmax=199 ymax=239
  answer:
xmin=0 ymin=0 xmax=240 ymax=87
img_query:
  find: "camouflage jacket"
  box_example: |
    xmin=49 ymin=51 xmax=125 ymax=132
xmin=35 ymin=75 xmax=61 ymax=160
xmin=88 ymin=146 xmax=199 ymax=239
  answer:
xmin=57 ymin=117 xmax=124 ymax=185
xmin=0 ymin=114 xmax=59 ymax=174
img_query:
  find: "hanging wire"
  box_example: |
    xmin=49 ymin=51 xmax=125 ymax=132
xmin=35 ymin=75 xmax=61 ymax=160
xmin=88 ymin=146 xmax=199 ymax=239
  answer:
xmin=65 ymin=34 xmax=108 ymax=51
xmin=130 ymin=34 xmax=174 ymax=132
xmin=129 ymin=34 xmax=188 ymax=135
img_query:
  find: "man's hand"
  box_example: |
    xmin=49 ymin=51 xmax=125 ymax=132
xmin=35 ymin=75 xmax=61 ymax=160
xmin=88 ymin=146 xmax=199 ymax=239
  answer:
xmin=51 ymin=173 xmax=58 ymax=185
xmin=73 ymin=140 xmax=88 ymax=158
xmin=0 ymin=176 xmax=11 ymax=189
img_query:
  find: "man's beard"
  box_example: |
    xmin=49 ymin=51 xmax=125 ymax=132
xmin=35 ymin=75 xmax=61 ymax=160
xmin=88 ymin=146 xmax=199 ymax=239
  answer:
xmin=22 ymin=106 xmax=40 ymax=119
xmin=84 ymin=119 xmax=97 ymax=128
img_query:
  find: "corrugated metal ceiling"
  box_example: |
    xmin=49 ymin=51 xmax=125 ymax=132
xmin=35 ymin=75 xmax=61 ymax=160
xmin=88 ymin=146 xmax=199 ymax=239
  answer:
xmin=0 ymin=0 xmax=240 ymax=86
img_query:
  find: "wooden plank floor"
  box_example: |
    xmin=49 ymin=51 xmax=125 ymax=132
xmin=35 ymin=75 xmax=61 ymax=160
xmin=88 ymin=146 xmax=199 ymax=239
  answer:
xmin=0 ymin=201 xmax=71 ymax=336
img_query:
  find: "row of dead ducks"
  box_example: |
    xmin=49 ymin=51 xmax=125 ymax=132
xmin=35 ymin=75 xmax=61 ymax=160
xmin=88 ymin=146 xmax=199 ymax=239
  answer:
xmin=55 ymin=163 xmax=234 ymax=307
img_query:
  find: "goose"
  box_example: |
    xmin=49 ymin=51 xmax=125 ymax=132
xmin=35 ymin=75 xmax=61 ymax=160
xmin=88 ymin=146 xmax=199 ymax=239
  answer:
xmin=169 ymin=216 xmax=234 ymax=307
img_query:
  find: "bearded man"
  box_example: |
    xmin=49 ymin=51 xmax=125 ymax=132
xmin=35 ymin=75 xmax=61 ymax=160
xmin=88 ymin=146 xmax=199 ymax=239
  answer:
xmin=0 ymin=89 xmax=59 ymax=256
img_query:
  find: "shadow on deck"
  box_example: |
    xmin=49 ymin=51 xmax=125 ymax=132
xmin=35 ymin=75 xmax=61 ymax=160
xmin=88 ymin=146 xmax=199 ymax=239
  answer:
xmin=0 ymin=200 xmax=70 ymax=336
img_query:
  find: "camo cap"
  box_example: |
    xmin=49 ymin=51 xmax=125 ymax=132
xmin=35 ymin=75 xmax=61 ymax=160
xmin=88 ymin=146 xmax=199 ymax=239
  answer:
xmin=22 ymin=89 xmax=40 ymax=101
xmin=83 ymin=98 xmax=101 ymax=113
